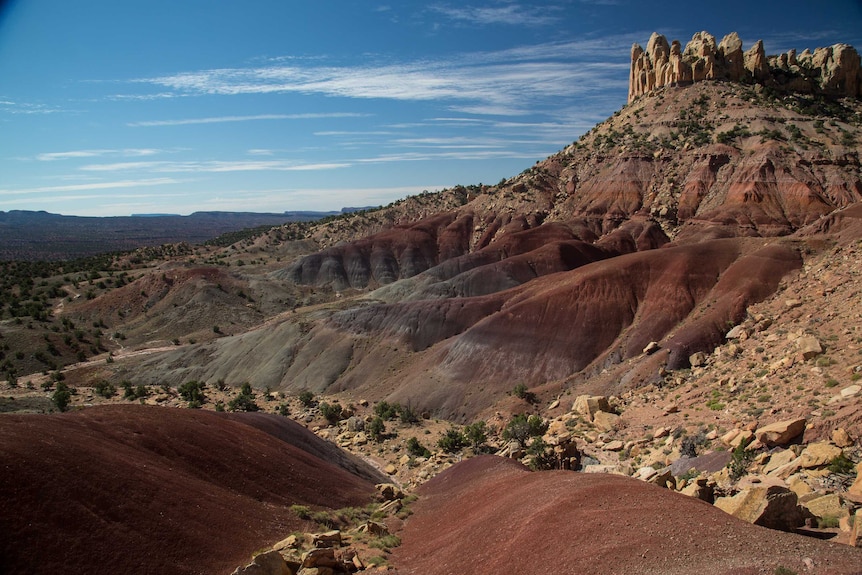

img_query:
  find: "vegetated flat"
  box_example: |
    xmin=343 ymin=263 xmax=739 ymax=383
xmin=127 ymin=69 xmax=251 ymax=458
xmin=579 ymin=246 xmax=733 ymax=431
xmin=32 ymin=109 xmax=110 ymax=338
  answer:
xmin=0 ymin=210 xmax=307 ymax=260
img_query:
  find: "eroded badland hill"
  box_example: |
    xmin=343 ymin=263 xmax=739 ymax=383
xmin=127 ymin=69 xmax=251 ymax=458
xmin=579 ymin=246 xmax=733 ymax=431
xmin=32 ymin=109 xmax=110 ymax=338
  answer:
xmin=2 ymin=31 xmax=862 ymax=575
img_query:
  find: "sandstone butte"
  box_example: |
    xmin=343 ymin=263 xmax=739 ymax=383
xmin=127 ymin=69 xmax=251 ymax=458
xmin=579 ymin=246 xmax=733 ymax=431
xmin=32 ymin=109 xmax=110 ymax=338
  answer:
xmin=629 ymin=31 xmax=862 ymax=102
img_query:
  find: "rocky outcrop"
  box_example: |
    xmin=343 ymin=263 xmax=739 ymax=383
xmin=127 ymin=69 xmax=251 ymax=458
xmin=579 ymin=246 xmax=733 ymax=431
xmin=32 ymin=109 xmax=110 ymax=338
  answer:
xmin=629 ymin=31 xmax=862 ymax=102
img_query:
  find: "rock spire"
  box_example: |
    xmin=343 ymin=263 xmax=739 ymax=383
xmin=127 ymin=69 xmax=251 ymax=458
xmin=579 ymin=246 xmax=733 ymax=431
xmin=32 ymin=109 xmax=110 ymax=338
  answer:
xmin=629 ymin=31 xmax=862 ymax=102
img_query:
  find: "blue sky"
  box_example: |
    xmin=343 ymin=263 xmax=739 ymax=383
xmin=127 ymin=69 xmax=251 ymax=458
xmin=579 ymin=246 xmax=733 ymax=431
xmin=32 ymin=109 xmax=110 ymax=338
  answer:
xmin=1 ymin=1 xmax=861 ymax=216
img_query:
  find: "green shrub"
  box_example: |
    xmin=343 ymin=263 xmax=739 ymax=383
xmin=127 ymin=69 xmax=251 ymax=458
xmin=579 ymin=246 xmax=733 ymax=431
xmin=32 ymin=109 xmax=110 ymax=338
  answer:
xmin=319 ymin=401 xmax=343 ymax=424
xmin=828 ymin=453 xmax=855 ymax=474
xmin=437 ymin=427 xmax=468 ymax=453
xmin=368 ymin=416 xmax=386 ymax=442
xmin=229 ymin=382 xmax=259 ymax=412
xmin=178 ymin=380 xmax=206 ymax=407
xmin=289 ymin=504 xmax=311 ymax=519
xmin=728 ymin=436 xmax=754 ymax=480
xmin=502 ymin=414 xmax=547 ymax=448
xmin=406 ymin=436 xmax=431 ymax=458
xmin=464 ymin=421 xmax=488 ymax=451
xmin=298 ymin=390 xmax=315 ymax=407
xmin=52 ymin=381 xmax=71 ymax=412
xmin=94 ymin=379 xmax=116 ymax=398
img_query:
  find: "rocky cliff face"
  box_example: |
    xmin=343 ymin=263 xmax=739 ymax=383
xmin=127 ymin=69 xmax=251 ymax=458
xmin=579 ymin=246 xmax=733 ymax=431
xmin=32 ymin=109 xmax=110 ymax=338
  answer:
xmin=630 ymin=31 xmax=862 ymax=102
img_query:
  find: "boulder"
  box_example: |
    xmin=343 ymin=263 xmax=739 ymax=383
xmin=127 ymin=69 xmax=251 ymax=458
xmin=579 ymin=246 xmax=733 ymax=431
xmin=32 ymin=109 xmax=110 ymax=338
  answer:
xmin=796 ymin=442 xmax=841 ymax=469
xmin=680 ymin=478 xmax=714 ymax=503
xmin=848 ymin=462 xmax=862 ymax=498
xmin=688 ymin=351 xmax=707 ymax=367
xmin=378 ymin=498 xmax=402 ymax=515
xmin=300 ymin=548 xmax=340 ymax=570
xmin=714 ymin=485 xmax=803 ymax=531
xmin=832 ymin=428 xmax=853 ymax=448
xmin=311 ymin=530 xmax=342 ymax=549
xmin=796 ymin=336 xmax=823 ymax=360
xmin=786 ymin=476 xmax=813 ymax=498
xmin=232 ymin=550 xmax=294 ymax=575
xmin=755 ymin=418 xmax=806 ymax=447
xmin=802 ymin=493 xmax=847 ymax=523
xmin=593 ymin=411 xmax=620 ymax=432
xmin=851 ymin=509 xmax=862 ymax=547
xmin=572 ymin=395 xmax=611 ymax=422
xmin=375 ymin=483 xmax=403 ymax=501
xmin=725 ymin=325 xmax=747 ymax=340
xmin=763 ymin=449 xmax=797 ymax=476
xmin=648 ymin=467 xmax=675 ymax=489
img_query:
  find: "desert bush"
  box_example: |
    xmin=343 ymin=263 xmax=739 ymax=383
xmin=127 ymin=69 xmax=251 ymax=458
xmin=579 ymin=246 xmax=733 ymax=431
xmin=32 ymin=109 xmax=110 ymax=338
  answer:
xmin=374 ymin=400 xmax=400 ymax=420
xmin=464 ymin=421 xmax=488 ymax=451
xmin=298 ymin=390 xmax=315 ymax=407
xmin=438 ymin=427 xmax=468 ymax=453
xmin=406 ymin=436 xmax=431 ymax=458
xmin=228 ymin=382 xmax=259 ymax=412
xmin=368 ymin=416 xmax=386 ymax=442
xmin=502 ymin=414 xmax=547 ymax=448
xmin=52 ymin=381 xmax=71 ymax=412
xmin=728 ymin=436 xmax=754 ymax=480
xmin=178 ymin=380 xmax=206 ymax=407
xmin=94 ymin=379 xmax=116 ymax=398
xmin=319 ymin=401 xmax=343 ymax=424
xmin=290 ymin=504 xmax=311 ymax=519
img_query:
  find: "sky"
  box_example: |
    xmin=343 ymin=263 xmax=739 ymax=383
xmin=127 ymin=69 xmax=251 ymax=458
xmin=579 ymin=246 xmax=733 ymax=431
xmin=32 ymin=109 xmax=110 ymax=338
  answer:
xmin=1 ymin=1 xmax=861 ymax=217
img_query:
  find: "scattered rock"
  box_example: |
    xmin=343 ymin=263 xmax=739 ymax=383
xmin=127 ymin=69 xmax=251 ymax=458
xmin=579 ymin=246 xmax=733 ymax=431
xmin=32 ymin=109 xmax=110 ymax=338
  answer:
xmin=232 ymin=550 xmax=293 ymax=575
xmin=802 ymin=493 xmax=847 ymax=523
xmin=796 ymin=336 xmax=823 ymax=360
xmin=714 ymin=485 xmax=803 ymax=532
xmin=311 ymin=530 xmax=342 ymax=549
xmin=375 ymin=483 xmax=403 ymax=501
xmin=755 ymin=418 xmax=806 ymax=447
xmin=689 ymin=352 xmax=707 ymax=367
xmin=832 ymin=428 xmax=853 ymax=448
xmin=725 ymin=325 xmax=748 ymax=340
xmin=572 ymin=395 xmax=611 ymax=422
xmin=592 ymin=411 xmax=620 ymax=431
xmin=796 ymin=442 xmax=842 ymax=469
xmin=643 ymin=341 xmax=660 ymax=354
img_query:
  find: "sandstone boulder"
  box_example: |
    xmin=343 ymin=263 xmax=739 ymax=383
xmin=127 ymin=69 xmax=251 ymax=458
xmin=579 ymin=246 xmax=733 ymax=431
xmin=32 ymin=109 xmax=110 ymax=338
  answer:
xmin=801 ymin=493 xmax=847 ymax=523
xmin=797 ymin=442 xmax=842 ymax=469
xmin=832 ymin=428 xmax=853 ymax=448
xmin=796 ymin=336 xmax=823 ymax=360
xmin=375 ymin=483 xmax=403 ymax=501
xmin=763 ymin=449 xmax=797 ymax=476
xmin=300 ymin=548 xmax=340 ymax=570
xmin=572 ymin=395 xmax=611 ymax=422
xmin=593 ymin=411 xmax=620 ymax=432
xmin=755 ymin=418 xmax=806 ymax=447
xmin=232 ymin=550 xmax=293 ymax=575
xmin=311 ymin=530 xmax=342 ymax=549
xmin=680 ymin=477 xmax=714 ymax=503
xmin=714 ymin=485 xmax=803 ymax=531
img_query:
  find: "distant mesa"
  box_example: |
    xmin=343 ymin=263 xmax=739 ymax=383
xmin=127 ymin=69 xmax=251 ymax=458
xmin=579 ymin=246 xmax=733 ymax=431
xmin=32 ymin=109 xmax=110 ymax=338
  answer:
xmin=629 ymin=31 xmax=862 ymax=102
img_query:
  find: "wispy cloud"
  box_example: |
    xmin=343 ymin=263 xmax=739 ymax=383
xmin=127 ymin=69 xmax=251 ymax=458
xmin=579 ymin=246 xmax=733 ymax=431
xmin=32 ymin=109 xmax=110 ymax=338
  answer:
xmin=36 ymin=148 xmax=162 ymax=161
xmin=128 ymin=112 xmax=369 ymax=127
xmin=429 ymin=3 xmax=557 ymax=27
xmin=79 ymin=160 xmax=350 ymax=173
xmin=0 ymin=99 xmax=64 ymax=115
xmin=0 ymin=178 xmax=182 ymax=196
xmin=131 ymin=34 xmax=635 ymax=117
